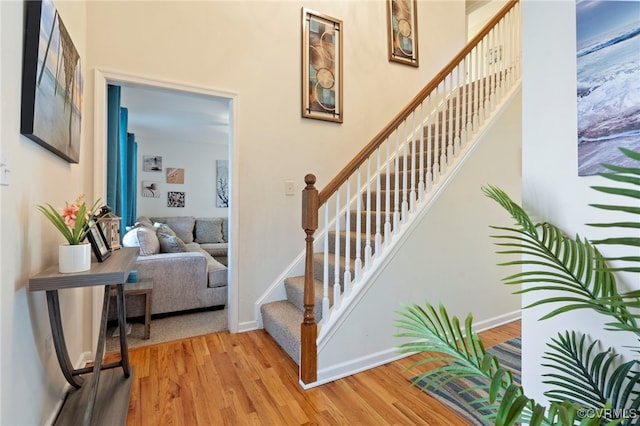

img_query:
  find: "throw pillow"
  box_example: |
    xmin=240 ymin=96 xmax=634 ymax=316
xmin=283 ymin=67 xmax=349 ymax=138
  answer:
xmin=194 ymin=218 xmax=223 ymax=243
xmin=122 ymin=225 xmax=160 ymax=256
xmin=155 ymin=223 xmax=187 ymax=253
xmin=150 ymin=216 xmax=195 ymax=243
xmin=135 ymin=216 xmax=153 ymax=228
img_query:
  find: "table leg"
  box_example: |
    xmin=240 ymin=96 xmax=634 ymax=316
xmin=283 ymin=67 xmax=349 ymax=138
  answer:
xmin=115 ymin=284 xmax=130 ymax=376
xmin=144 ymin=291 xmax=151 ymax=339
xmin=46 ymin=290 xmax=84 ymax=389
xmin=82 ymin=285 xmax=113 ymax=425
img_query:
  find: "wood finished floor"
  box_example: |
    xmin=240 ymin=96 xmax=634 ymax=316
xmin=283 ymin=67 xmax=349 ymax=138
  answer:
xmin=105 ymin=320 xmax=520 ymax=425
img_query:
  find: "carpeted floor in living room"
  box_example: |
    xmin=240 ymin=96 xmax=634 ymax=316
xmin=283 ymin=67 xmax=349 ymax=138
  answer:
xmin=105 ymin=307 xmax=228 ymax=352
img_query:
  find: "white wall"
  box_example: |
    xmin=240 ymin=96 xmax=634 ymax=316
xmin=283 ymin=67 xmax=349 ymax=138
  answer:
xmin=85 ymin=0 xmax=468 ymax=325
xmin=318 ymin=88 xmax=522 ymax=378
xmin=522 ymin=0 xmax=639 ymax=403
xmin=135 ymin=139 xmax=229 ymax=219
xmin=1 ymin=1 xmax=91 ymax=424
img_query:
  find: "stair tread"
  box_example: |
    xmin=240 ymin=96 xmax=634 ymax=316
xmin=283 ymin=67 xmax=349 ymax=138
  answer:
xmin=261 ymin=300 xmax=303 ymax=364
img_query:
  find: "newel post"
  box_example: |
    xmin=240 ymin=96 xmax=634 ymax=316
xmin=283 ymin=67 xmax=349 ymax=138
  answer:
xmin=300 ymin=174 xmax=318 ymax=384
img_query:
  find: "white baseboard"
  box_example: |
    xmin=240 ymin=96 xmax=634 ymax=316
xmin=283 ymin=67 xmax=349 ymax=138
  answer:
xmin=301 ymin=310 xmax=521 ymax=389
xmin=473 ymin=310 xmax=521 ymax=333
xmin=237 ymin=320 xmax=260 ymax=333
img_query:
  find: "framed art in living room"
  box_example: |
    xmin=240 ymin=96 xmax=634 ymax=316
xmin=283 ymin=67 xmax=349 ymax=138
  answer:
xmin=301 ymin=8 xmax=343 ymax=123
xmin=21 ymin=0 xmax=83 ymax=163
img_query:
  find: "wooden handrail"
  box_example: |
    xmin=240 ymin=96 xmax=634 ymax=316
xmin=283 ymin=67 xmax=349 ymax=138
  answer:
xmin=318 ymin=0 xmax=519 ymax=205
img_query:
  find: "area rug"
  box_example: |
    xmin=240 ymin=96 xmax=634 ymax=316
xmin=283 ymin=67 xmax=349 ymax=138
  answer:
xmin=412 ymin=337 xmax=521 ymax=426
xmin=105 ymin=307 xmax=228 ymax=352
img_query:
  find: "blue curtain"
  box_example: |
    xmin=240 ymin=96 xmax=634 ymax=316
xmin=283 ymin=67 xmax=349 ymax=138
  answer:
xmin=107 ymin=85 xmax=137 ymax=230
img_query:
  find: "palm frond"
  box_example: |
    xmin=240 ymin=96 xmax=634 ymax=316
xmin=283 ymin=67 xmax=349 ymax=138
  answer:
xmin=483 ymin=186 xmax=638 ymax=335
xmin=541 ymin=331 xmax=640 ymax=425
xmin=395 ymin=300 xmax=542 ymax=424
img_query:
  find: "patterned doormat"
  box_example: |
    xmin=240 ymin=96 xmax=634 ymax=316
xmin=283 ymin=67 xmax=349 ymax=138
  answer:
xmin=411 ymin=337 xmax=521 ymax=425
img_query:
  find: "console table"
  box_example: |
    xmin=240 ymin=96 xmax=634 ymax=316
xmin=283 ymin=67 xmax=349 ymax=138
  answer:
xmin=29 ymin=247 xmax=139 ymax=426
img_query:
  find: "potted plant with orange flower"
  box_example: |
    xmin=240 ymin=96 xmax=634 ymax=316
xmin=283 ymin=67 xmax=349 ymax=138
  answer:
xmin=38 ymin=195 xmax=102 ymax=273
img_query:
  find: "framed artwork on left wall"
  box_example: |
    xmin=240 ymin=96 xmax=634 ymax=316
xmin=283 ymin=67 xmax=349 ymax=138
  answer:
xmin=21 ymin=0 xmax=84 ymax=163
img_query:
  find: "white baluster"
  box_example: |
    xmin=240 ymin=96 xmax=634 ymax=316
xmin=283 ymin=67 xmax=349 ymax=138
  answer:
xmin=425 ymin=95 xmax=433 ymax=192
xmin=473 ymin=46 xmax=479 ymax=132
xmin=343 ymin=179 xmax=351 ymax=297
xmin=433 ymin=85 xmax=440 ymax=183
xmin=333 ymin=189 xmax=341 ymax=310
xmin=322 ymin=203 xmax=330 ymax=322
xmin=440 ymin=81 xmax=448 ymax=173
xmin=454 ymin=64 xmax=461 ymax=156
xmin=418 ymin=102 xmax=425 ymax=201
xmin=384 ymin=137 xmax=392 ymax=243
xmin=447 ymin=74 xmax=454 ymax=165
xmin=401 ymin=120 xmax=409 ymax=222
xmin=393 ymin=130 xmax=400 ymax=232
xmin=409 ymin=111 xmax=416 ymax=213
xmin=375 ymin=148 xmax=382 ymax=255
xmin=459 ymin=60 xmax=468 ymax=148
xmin=354 ymin=168 xmax=362 ymax=282
xmin=364 ymin=158 xmax=372 ymax=269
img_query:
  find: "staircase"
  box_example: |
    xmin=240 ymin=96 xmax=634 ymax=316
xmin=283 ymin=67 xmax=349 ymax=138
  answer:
xmin=262 ymin=79 xmax=487 ymax=357
xmin=261 ymin=0 xmax=522 ymax=384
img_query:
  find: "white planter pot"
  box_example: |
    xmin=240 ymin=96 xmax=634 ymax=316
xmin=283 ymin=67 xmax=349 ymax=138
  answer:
xmin=59 ymin=243 xmax=91 ymax=273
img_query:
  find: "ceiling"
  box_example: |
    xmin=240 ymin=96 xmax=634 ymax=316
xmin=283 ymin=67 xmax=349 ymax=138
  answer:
xmin=119 ymin=84 xmax=230 ymax=146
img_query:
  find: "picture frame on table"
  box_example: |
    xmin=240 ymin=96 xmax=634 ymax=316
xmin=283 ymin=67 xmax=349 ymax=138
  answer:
xmin=87 ymin=220 xmax=111 ymax=262
xmin=301 ymin=8 xmax=343 ymax=123
xmin=386 ymin=0 xmax=419 ymax=67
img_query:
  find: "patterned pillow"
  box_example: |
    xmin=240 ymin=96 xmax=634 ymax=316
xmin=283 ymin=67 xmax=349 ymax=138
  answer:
xmin=155 ymin=223 xmax=187 ymax=253
xmin=122 ymin=225 xmax=160 ymax=256
xmin=194 ymin=218 xmax=224 ymax=243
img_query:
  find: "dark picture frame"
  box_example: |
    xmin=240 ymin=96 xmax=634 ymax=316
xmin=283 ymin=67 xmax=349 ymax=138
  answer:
xmin=21 ymin=0 xmax=83 ymax=163
xmin=301 ymin=8 xmax=343 ymax=123
xmin=87 ymin=220 xmax=111 ymax=262
xmin=386 ymin=0 xmax=419 ymax=67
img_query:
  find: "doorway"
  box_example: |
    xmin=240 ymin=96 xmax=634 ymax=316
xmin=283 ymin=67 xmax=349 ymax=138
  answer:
xmin=93 ymin=70 xmax=239 ymax=347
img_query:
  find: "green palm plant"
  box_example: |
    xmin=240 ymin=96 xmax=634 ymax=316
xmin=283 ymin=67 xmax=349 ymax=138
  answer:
xmin=396 ymin=148 xmax=640 ymax=425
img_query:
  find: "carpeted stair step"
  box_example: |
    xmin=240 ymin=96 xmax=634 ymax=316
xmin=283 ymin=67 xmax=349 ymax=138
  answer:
xmin=260 ymin=300 xmax=303 ymax=365
xmin=284 ymin=275 xmax=332 ymax=320
xmin=312 ymin=252 xmax=349 ymax=286
xmin=349 ymin=210 xmax=398 ymax=234
xmin=328 ymin=230 xmax=380 ymax=259
xmin=363 ymin=189 xmax=422 ymax=210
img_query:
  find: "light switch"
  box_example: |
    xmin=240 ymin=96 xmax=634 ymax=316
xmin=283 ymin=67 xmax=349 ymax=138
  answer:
xmin=284 ymin=180 xmax=295 ymax=196
xmin=0 ymin=153 xmax=9 ymax=186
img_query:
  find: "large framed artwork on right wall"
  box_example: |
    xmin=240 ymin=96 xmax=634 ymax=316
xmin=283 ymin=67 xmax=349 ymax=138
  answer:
xmin=576 ymin=0 xmax=640 ymax=176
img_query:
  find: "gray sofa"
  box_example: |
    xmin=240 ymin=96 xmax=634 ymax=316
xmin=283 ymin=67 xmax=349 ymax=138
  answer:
xmin=114 ymin=215 xmax=228 ymax=319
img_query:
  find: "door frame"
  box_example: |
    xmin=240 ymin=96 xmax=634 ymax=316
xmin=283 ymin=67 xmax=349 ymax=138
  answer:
xmin=92 ymin=69 xmax=240 ymax=347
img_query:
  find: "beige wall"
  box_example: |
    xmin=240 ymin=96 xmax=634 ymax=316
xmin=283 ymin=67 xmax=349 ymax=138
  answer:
xmin=522 ymin=0 xmax=639 ymax=403
xmin=85 ymin=0 xmax=468 ymax=326
xmin=318 ymin=88 xmax=523 ymax=379
xmin=1 ymin=0 xmax=468 ymax=423
xmin=1 ymin=1 xmax=90 ymax=424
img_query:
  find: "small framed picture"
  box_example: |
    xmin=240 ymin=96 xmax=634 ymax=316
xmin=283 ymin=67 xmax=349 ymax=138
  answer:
xmin=87 ymin=220 xmax=111 ymax=262
xmin=386 ymin=0 xmax=419 ymax=67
